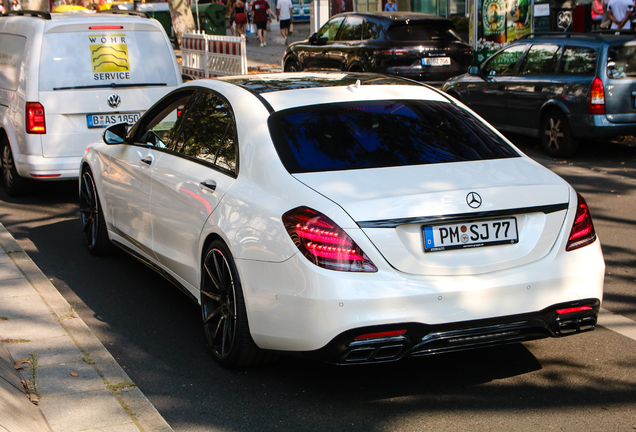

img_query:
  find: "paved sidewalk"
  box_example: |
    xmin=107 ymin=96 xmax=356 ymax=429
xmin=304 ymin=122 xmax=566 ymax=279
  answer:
xmin=0 ymin=223 xmax=173 ymax=432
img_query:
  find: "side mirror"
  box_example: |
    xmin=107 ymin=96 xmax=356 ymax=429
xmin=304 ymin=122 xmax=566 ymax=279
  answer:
xmin=103 ymin=122 xmax=128 ymax=145
xmin=469 ymin=66 xmax=479 ymax=75
xmin=309 ymin=32 xmax=318 ymax=45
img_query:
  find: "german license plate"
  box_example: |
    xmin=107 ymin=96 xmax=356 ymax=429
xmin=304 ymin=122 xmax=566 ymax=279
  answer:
xmin=423 ymin=218 xmax=518 ymax=252
xmin=422 ymin=57 xmax=451 ymax=66
xmin=87 ymin=113 xmax=140 ymax=128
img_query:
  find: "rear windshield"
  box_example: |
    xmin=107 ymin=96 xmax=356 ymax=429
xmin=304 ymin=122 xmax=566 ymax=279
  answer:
xmin=39 ymin=29 xmax=178 ymax=91
xmin=607 ymin=43 xmax=636 ymax=79
xmin=386 ymin=23 xmax=461 ymax=42
xmin=268 ymin=100 xmax=519 ymax=174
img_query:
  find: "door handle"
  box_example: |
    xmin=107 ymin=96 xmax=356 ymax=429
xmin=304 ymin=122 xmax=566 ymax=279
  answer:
xmin=199 ymin=180 xmax=217 ymax=192
xmin=140 ymin=156 xmax=153 ymax=167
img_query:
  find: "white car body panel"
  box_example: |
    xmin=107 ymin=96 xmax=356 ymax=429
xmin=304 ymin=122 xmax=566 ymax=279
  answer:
xmin=80 ymin=75 xmax=605 ymax=364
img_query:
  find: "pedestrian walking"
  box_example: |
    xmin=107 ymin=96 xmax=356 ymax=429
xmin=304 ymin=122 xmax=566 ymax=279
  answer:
xmin=11 ymin=0 xmax=21 ymax=10
xmin=227 ymin=0 xmax=237 ymax=36
xmin=277 ymin=0 xmax=293 ymax=45
xmin=234 ymin=0 xmax=248 ymax=38
xmin=251 ymin=0 xmax=272 ymax=47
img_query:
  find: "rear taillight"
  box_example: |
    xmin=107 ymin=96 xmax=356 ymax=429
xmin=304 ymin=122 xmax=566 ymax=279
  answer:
xmin=355 ymin=330 xmax=406 ymax=340
xmin=566 ymin=193 xmax=597 ymax=251
xmin=26 ymin=102 xmax=46 ymax=134
xmin=588 ymin=77 xmax=605 ymax=114
xmin=282 ymin=207 xmax=377 ymax=272
xmin=377 ymin=49 xmax=409 ymax=55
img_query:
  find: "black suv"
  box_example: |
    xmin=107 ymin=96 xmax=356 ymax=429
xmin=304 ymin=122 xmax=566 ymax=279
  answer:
xmin=442 ymin=33 xmax=636 ymax=157
xmin=282 ymin=12 xmax=472 ymax=84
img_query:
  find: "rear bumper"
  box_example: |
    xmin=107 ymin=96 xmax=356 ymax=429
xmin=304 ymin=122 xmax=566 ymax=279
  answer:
xmin=569 ymin=114 xmax=636 ymax=139
xmin=299 ymin=299 xmax=600 ymax=364
xmin=15 ymin=153 xmax=82 ymax=180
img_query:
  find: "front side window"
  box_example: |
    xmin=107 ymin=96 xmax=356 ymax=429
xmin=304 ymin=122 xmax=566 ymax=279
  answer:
xmin=133 ymin=92 xmax=194 ymax=148
xmin=318 ymin=17 xmax=345 ymax=41
xmin=338 ymin=16 xmax=364 ymax=41
xmin=173 ymin=91 xmax=238 ymax=175
xmin=268 ymin=100 xmax=519 ymax=174
xmin=559 ymin=46 xmax=596 ymax=75
xmin=607 ymin=43 xmax=636 ymax=79
xmin=519 ymin=44 xmax=561 ymax=75
xmin=483 ymin=45 xmax=527 ymax=76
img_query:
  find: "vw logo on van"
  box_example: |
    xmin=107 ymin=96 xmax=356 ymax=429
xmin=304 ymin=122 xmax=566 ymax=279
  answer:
xmin=466 ymin=192 xmax=482 ymax=209
xmin=107 ymin=94 xmax=121 ymax=109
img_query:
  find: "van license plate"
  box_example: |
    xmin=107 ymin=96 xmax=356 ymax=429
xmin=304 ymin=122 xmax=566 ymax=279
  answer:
xmin=87 ymin=113 xmax=140 ymax=128
xmin=422 ymin=57 xmax=451 ymax=66
xmin=423 ymin=218 xmax=518 ymax=252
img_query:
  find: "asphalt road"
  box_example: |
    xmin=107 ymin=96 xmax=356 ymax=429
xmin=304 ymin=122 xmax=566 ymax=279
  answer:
xmin=0 ymin=136 xmax=635 ymax=431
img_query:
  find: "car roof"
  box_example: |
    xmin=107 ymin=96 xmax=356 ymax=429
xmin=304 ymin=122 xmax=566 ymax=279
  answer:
xmin=220 ymin=72 xmax=425 ymax=95
xmin=332 ymin=11 xmax=451 ymax=23
xmin=517 ymin=32 xmax=636 ymax=46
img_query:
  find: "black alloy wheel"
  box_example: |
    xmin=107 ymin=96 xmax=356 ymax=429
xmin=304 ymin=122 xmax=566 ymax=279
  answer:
xmin=284 ymin=59 xmax=302 ymax=72
xmin=540 ymin=110 xmax=578 ymax=158
xmin=201 ymin=240 xmax=275 ymax=368
xmin=79 ymin=169 xmax=112 ymax=255
xmin=1 ymin=141 xmax=32 ymax=196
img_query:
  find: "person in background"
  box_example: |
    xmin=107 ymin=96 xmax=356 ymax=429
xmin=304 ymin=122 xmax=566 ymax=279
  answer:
xmin=234 ymin=0 xmax=248 ymax=38
xmin=0 ymin=0 xmax=5 ymax=13
xmin=384 ymin=0 xmax=397 ymax=11
xmin=251 ymin=0 xmax=272 ymax=47
xmin=591 ymin=0 xmax=604 ymax=25
xmin=227 ymin=0 xmax=237 ymax=36
xmin=11 ymin=0 xmax=21 ymax=10
xmin=607 ymin=0 xmax=634 ymax=28
xmin=277 ymin=0 xmax=293 ymax=45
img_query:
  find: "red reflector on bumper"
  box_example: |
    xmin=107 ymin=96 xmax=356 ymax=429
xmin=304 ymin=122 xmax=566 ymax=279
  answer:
xmin=556 ymin=306 xmax=592 ymax=315
xmin=355 ymin=330 xmax=406 ymax=340
xmin=30 ymin=174 xmax=62 ymax=178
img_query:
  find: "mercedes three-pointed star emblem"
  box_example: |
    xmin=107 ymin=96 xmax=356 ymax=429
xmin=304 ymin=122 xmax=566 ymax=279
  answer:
xmin=466 ymin=192 xmax=482 ymax=209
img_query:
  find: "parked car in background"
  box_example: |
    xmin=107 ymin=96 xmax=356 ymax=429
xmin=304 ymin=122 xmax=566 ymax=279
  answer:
xmin=81 ymin=73 xmax=604 ymax=369
xmin=442 ymin=33 xmax=636 ymax=157
xmin=282 ymin=12 xmax=472 ymax=85
xmin=0 ymin=10 xmax=182 ymax=196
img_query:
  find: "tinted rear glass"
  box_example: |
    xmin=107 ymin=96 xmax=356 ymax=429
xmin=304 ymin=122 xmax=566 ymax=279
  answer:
xmin=268 ymin=100 xmax=519 ymax=174
xmin=39 ymin=28 xmax=178 ymax=91
xmin=386 ymin=23 xmax=461 ymax=42
xmin=607 ymin=43 xmax=636 ymax=79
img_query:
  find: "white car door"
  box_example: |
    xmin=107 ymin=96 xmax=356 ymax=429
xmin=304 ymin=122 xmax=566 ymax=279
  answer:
xmin=149 ymin=90 xmax=238 ymax=292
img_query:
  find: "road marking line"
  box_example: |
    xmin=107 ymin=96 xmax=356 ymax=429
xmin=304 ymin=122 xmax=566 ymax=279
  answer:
xmin=598 ymin=308 xmax=636 ymax=341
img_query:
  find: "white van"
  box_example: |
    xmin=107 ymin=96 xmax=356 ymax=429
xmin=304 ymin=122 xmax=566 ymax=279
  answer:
xmin=0 ymin=10 xmax=182 ymax=195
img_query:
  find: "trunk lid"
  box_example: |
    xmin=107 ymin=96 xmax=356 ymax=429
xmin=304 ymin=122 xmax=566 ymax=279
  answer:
xmin=293 ymin=158 xmax=571 ymax=276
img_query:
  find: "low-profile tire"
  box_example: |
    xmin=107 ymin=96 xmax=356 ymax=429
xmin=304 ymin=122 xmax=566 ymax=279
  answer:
xmin=540 ymin=110 xmax=579 ymax=158
xmin=1 ymin=141 xmax=32 ymax=197
xmin=79 ymin=168 xmax=113 ymax=256
xmin=284 ymin=59 xmax=302 ymax=72
xmin=201 ymin=240 xmax=275 ymax=368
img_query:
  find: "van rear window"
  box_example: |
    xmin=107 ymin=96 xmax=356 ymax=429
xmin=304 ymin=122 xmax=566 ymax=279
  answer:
xmin=39 ymin=29 xmax=178 ymax=91
xmin=268 ymin=100 xmax=519 ymax=174
xmin=0 ymin=34 xmax=26 ymax=91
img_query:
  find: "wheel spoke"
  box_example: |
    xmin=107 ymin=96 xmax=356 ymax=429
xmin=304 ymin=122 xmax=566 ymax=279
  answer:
xmin=201 ymin=290 xmax=222 ymax=302
xmin=203 ymin=305 xmax=223 ymax=325
xmin=212 ymin=314 xmax=225 ymax=345
xmin=204 ymin=261 xmax=225 ymax=294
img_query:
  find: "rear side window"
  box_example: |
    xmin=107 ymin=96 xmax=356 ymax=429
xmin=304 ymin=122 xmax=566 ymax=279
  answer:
xmin=268 ymin=100 xmax=519 ymax=174
xmin=519 ymin=44 xmax=561 ymax=75
xmin=0 ymin=34 xmax=27 ymax=91
xmin=39 ymin=28 xmax=178 ymax=91
xmin=559 ymin=46 xmax=596 ymax=75
xmin=386 ymin=23 xmax=461 ymax=42
xmin=607 ymin=43 xmax=636 ymax=79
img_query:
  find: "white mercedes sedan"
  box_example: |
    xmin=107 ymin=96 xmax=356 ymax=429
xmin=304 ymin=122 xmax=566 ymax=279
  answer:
xmin=79 ymin=73 xmax=605 ymax=368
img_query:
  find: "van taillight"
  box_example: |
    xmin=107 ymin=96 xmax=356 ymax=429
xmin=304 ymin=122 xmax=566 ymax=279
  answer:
xmin=588 ymin=77 xmax=605 ymax=115
xmin=566 ymin=193 xmax=597 ymax=251
xmin=26 ymin=102 xmax=46 ymax=134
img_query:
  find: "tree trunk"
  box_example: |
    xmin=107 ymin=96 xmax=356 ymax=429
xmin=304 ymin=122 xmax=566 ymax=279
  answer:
xmin=168 ymin=0 xmax=196 ymax=49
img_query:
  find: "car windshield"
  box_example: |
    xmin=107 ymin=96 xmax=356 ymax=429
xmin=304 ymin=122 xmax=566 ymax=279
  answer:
xmin=386 ymin=23 xmax=462 ymax=42
xmin=607 ymin=43 xmax=636 ymax=79
xmin=268 ymin=100 xmax=519 ymax=174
